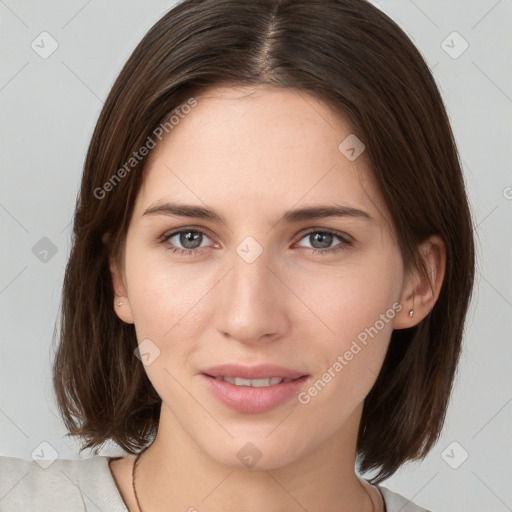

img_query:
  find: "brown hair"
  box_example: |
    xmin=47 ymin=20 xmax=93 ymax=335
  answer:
xmin=52 ymin=0 xmax=475 ymax=484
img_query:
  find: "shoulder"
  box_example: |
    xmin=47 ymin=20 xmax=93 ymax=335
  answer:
xmin=0 ymin=454 xmax=128 ymax=512
xmin=0 ymin=455 xmax=86 ymax=511
xmin=378 ymin=485 xmax=432 ymax=512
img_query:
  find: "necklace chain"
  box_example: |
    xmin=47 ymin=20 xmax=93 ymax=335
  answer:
xmin=132 ymin=449 xmax=378 ymax=512
xmin=132 ymin=448 xmax=147 ymax=512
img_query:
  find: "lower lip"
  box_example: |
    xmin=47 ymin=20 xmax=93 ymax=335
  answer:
xmin=201 ymin=374 xmax=309 ymax=414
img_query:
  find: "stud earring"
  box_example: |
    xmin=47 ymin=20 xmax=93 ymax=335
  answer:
xmin=117 ymin=301 xmax=124 ymax=307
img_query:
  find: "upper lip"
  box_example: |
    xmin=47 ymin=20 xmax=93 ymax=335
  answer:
xmin=202 ymin=363 xmax=308 ymax=380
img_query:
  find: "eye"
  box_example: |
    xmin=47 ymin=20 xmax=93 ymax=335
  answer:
xmin=160 ymin=227 xmax=353 ymax=257
xmin=295 ymin=229 xmax=353 ymax=255
xmin=160 ymin=228 xmax=214 ymax=256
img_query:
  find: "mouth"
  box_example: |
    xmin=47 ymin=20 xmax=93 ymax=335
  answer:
xmin=200 ymin=363 xmax=310 ymax=414
xmin=202 ymin=363 xmax=308 ymax=381
xmin=208 ymin=376 xmax=299 ymax=386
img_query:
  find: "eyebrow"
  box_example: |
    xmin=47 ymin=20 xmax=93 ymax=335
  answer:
xmin=142 ymin=202 xmax=374 ymax=224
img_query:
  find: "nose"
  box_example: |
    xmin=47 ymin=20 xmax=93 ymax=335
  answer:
xmin=214 ymin=242 xmax=291 ymax=345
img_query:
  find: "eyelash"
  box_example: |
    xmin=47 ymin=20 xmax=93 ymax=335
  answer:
xmin=159 ymin=227 xmax=353 ymax=257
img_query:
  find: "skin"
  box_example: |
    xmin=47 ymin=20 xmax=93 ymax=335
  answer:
xmin=108 ymin=84 xmax=446 ymax=512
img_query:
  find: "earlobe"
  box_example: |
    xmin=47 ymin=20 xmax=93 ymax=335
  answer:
xmin=407 ymin=295 xmax=416 ymax=319
xmin=114 ymin=297 xmax=134 ymax=324
xmin=109 ymin=256 xmax=135 ymax=325
xmin=394 ymin=235 xmax=446 ymax=329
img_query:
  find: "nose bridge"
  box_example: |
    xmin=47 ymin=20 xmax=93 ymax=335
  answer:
xmin=215 ymin=235 xmax=286 ymax=342
xmin=228 ymin=237 xmax=274 ymax=309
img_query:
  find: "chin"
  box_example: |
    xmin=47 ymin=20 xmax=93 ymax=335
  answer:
xmin=198 ymin=432 xmax=312 ymax=471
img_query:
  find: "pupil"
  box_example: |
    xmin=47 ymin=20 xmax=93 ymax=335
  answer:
xmin=181 ymin=231 xmax=200 ymax=249
xmin=313 ymin=232 xmax=332 ymax=248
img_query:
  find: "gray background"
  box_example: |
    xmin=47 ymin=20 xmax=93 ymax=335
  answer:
xmin=1 ymin=1 xmax=511 ymax=510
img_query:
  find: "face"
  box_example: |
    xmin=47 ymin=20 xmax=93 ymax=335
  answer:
xmin=112 ymin=85 xmax=410 ymax=469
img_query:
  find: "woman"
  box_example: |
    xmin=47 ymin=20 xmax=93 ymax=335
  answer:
xmin=0 ymin=0 xmax=475 ymax=511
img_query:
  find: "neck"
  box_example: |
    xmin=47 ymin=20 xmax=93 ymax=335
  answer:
xmin=131 ymin=402 xmax=378 ymax=512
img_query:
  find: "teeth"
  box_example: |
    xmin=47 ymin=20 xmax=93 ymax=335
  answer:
xmin=216 ymin=376 xmax=292 ymax=387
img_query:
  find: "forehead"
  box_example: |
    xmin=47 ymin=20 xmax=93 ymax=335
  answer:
xmin=137 ymin=85 xmax=391 ymax=230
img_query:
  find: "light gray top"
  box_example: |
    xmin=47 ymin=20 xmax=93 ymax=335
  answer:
xmin=0 ymin=455 xmax=430 ymax=511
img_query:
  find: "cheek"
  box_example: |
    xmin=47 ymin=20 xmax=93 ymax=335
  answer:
xmin=296 ymin=251 xmax=402 ymax=401
xmin=304 ymin=253 xmax=400 ymax=337
xmin=124 ymin=235 xmax=215 ymax=339
xmin=124 ymin=257 xmax=215 ymax=396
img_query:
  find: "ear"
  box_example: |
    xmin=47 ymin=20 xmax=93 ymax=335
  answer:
xmin=394 ymin=235 xmax=446 ymax=329
xmin=104 ymin=232 xmax=134 ymax=325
